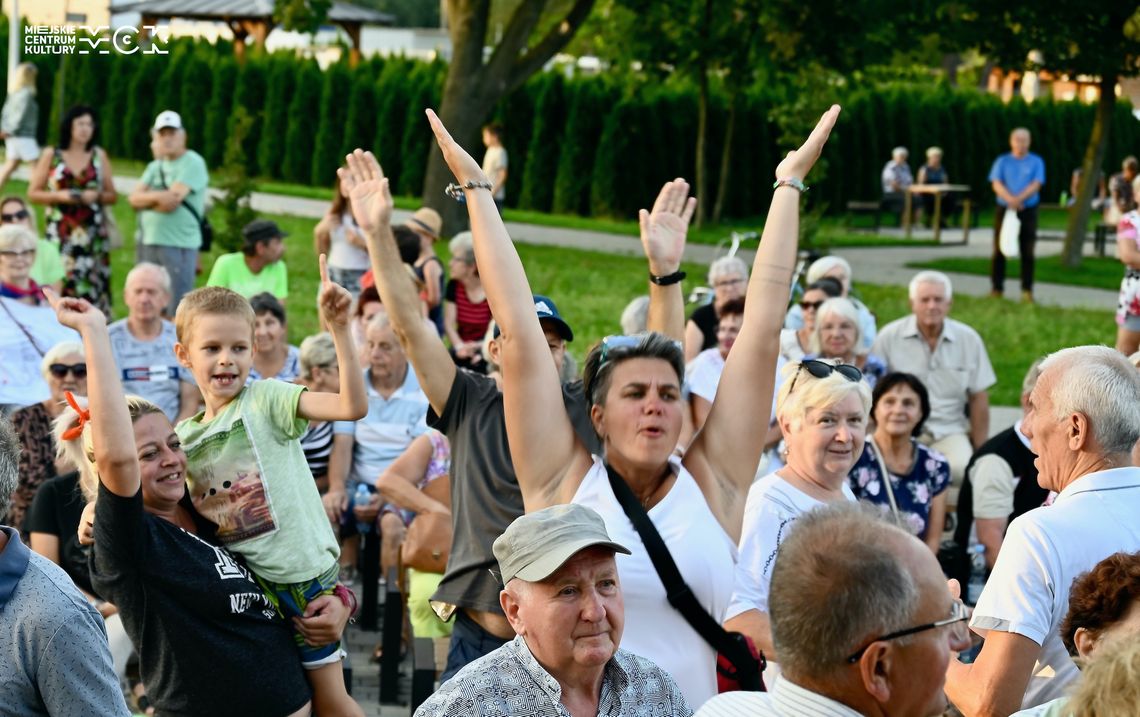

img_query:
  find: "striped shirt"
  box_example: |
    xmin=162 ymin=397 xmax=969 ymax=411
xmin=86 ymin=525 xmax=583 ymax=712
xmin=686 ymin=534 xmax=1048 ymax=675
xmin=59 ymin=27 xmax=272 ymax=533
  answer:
xmin=300 ymin=420 xmax=334 ymax=480
xmin=695 ymin=678 xmax=862 ymax=716
xmin=444 ymin=279 xmax=492 ymax=343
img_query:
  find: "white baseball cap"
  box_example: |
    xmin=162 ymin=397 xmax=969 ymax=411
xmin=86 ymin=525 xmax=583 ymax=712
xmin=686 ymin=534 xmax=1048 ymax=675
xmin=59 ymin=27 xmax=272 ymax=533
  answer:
xmin=153 ymin=110 xmax=183 ymax=131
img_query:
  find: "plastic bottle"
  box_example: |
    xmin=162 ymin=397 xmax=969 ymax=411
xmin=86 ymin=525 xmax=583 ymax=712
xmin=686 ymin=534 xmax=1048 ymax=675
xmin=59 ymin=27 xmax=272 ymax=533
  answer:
xmin=354 ymin=484 xmax=373 ymax=535
xmin=967 ymin=543 xmax=987 ymax=606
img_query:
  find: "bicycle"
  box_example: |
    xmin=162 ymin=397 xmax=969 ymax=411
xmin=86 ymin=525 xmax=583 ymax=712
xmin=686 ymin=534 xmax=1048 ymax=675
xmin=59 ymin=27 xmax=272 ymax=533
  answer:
xmin=686 ymin=230 xmax=821 ymax=312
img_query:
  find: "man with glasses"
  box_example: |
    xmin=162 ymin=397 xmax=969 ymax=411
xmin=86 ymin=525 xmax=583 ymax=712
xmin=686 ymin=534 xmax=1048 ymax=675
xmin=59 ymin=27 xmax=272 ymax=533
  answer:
xmin=699 ymin=503 xmax=971 ymax=716
xmin=0 ymin=195 xmax=63 ymax=295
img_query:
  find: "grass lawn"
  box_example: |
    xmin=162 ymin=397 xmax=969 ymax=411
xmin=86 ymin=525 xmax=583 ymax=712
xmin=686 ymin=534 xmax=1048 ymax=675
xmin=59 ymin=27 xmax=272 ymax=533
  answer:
xmin=13 ymin=178 xmax=1115 ymax=406
xmin=906 ymin=255 xmax=1126 ymax=292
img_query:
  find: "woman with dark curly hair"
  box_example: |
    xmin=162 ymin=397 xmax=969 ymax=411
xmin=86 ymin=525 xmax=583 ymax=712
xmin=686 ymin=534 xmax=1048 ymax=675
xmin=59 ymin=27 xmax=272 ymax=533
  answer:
xmin=1011 ymin=551 xmax=1140 ymax=716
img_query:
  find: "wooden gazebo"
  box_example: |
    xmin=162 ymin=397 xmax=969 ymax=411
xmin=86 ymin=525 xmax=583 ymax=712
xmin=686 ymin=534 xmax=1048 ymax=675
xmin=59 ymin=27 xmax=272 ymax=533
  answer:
xmin=114 ymin=0 xmax=394 ymax=64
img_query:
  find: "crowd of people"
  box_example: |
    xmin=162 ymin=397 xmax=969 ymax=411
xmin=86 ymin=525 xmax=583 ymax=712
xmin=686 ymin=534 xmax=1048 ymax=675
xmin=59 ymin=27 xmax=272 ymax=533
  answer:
xmin=2 ymin=91 xmax=1140 ymax=717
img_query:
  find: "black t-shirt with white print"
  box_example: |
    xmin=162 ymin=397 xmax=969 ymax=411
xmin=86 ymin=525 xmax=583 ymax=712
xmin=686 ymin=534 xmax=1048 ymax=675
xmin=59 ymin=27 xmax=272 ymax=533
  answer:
xmin=89 ymin=483 xmax=310 ymax=717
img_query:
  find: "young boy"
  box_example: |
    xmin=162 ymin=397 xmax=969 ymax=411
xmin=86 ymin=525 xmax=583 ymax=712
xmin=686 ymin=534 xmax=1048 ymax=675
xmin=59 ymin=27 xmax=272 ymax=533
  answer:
xmin=173 ymin=256 xmax=367 ymax=715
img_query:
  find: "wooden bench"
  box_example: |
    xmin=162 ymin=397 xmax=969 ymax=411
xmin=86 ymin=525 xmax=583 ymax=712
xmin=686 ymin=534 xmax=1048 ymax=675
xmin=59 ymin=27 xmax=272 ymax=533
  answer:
xmin=845 ymin=200 xmax=883 ymax=231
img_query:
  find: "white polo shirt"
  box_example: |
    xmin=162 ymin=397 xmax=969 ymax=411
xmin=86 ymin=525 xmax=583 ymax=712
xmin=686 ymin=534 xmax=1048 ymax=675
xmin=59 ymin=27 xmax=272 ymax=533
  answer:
xmin=971 ymin=467 xmax=1140 ymax=709
xmin=333 ymin=366 xmax=428 ymax=486
xmin=871 ymin=315 xmax=996 ymax=440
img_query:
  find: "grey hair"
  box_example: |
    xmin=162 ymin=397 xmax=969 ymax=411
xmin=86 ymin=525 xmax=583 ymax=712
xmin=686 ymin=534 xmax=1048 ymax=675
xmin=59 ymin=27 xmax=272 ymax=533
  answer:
xmin=299 ymin=332 xmax=336 ymax=375
xmin=366 ymin=311 xmax=393 ymax=335
xmin=448 ymin=231 xmax=475 ymax=266
xmin=707 ymin=256 xmax=749 ymax=285
xmin=770 ymin=502 xmax=920 ymax=679
xmin=1021 ymin=358 xmax=1045 ymax=398
xmin=0 ymin=416 xmax=19 ymax=518
xmin=810 ymin=297 xmax=864 ymax=357
xmin=892 ymin=146 xmax=909 ymax=158
xmin=582 ymin=332 xmax=685 ymax=408
xmin=1040 ymin=346 xmax=1140 ymax=455
xmin=125 ymin=262 xmax=172 ymax=297
xmin=908 ymin=270 xmax=953 ymax=301
xmin=40 ymin=341 xmax=86 ymax=383
xmin=619 ymin=295 xmax=649 ymax=335
xmin=805 ymin=255 xmax=853 ymax=287
xmin=0 ymin=224 xmax=36 ymax=253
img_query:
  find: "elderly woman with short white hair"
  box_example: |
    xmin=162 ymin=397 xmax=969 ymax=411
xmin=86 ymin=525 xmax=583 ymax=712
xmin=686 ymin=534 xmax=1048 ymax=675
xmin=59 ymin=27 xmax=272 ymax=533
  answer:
xmin=806 ymin=297 xmax=887 ymax=388
xmin=784 ymin=255 xmax=877 ymax=351
xmin=0 ymin=224 xmax=43 ymax=305
xmin=296 ymin=332 xmax=340 ymax=491
xmin=2 ymin=340 xmax=85 ymax=533
xmin=723 ymin=358 xmax=872 ymax=680
xmin=685 ymin=255 xmax=749 ymax=362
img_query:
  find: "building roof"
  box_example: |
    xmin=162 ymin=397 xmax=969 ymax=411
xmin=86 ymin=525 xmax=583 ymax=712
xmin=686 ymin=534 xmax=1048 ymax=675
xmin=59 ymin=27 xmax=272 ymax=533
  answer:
xmin=112 ymin=0 xmax=394 ymax=25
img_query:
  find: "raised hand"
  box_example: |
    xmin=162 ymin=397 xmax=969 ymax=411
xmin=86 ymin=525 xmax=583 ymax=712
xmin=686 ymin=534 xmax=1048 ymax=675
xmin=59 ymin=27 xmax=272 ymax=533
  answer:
xmin=640 ymin=178 xmax=696 ymax=275
xmin=316 ymin=254 xmax=353 ymax=330
xmin=337 ymin=150 xmax=393 ymax=235
xmin=43 ymin=287 xmax=105 ymax=332
xmin=775 ymin=104 xmax=841 ymax=183
xmin=424 ymin=109 xmax=489 ymax=186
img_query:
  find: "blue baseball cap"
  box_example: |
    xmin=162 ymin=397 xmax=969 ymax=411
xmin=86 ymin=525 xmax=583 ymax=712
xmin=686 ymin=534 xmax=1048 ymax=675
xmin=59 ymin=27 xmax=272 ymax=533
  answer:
xmin=494 ymin=294 xmax=573 ymax=342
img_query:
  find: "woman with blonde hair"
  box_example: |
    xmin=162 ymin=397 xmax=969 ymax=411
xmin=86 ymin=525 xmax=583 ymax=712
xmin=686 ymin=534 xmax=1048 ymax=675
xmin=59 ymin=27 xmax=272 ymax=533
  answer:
xmin=0 ymin=63 xmax=39 ymax=193
xmin=807 ymin=296 xmax=887 ymax=387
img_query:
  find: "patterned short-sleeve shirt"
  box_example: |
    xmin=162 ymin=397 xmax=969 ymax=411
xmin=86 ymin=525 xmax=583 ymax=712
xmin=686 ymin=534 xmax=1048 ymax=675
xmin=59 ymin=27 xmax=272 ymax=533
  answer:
xmin=414 ymin=635 xmax=691 ymax=717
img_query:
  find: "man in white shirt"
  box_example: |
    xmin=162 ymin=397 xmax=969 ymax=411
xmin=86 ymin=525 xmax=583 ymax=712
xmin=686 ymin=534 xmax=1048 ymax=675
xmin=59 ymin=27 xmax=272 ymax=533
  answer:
xmin=698 ymin=503 xmax=970 ymax=716
xmin=945 ymin=345 xmax=1140 ymax=715
xmin=872 ymin=271 xmax=995 ymax=494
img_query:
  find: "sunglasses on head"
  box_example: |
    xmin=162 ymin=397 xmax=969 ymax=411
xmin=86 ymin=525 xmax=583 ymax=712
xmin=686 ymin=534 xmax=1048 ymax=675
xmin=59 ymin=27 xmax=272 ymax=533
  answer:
xmin=787 ymin=359 xmax=862 ymax=394
xmin=50 ymin=363 xmax=88 ymax=379
xmin=1 ymin=208 xmax=30 ymax=223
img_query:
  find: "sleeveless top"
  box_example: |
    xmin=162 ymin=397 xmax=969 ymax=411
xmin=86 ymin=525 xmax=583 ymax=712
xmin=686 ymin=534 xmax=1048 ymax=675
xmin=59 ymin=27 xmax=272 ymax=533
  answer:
xmin=572 ymin=455 xmax=736 ymax=709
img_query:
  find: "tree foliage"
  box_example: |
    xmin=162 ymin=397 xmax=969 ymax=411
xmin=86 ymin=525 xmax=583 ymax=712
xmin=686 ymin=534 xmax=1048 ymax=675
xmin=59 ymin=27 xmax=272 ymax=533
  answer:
xmin=274 ymin=0 xmax=333 ymax=34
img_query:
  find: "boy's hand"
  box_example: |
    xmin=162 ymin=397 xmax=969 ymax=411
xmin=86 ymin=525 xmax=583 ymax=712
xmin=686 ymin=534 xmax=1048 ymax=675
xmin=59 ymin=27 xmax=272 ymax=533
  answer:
xmin=43 ymin=287 xmax=105 ymax=332
xmin=338 ymin=150 xmax=393 ymax=236
xmin=317 ymin=254 xmax=352 ymax=330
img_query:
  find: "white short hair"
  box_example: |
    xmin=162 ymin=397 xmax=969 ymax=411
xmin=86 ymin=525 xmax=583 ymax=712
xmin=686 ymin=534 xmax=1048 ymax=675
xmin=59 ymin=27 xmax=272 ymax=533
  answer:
xmin=810 ymin=297 xmax=864 ymax=356
xmin=908 ymin=271 xmax=953 ymax=301
xmin=892 ymin=146 xmax=909 ymax=159
xmin=0 ymin=225 xmax=36 ymax=253
xmin=806 ymin=256 xmax=853 ymax=288
xmin=707 ymin=256 xmax=749 ymax=285
xmin=777 ymin=359 xmax=872 ymax=431
xmin=125 ymin=262 xmax=172 ymax=296
xmin=299 ymin=332 xmax=336 ymax=374
xmin=1040 ymin=346 xmax=1140 ymax=455
xmin=620 ymin=295 xmax=650 ymax=335
xmin=448 ymin=232 xmax=475 ymax=265
xmin=41 ymin=341 xmax=85 ymax=381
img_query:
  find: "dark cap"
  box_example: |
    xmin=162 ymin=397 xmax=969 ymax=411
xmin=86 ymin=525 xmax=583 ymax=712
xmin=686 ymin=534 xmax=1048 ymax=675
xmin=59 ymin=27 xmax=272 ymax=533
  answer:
xmin=494 ymin=294 xmax=573 ymax=342
xmin=242 ymin=219 xmax=288 ymax=244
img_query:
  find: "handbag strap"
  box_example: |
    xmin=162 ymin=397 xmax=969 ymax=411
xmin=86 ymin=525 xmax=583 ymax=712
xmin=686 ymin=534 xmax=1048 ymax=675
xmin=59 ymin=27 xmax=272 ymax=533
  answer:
xmin=868 ymin=437 xmax=901 ymax=520
xmin=604 ymin=462 xmax=763 ymax=690
xmin=157 ymin=163 xmax=204 ymax=223
xmin=1 ymin=297 xmax=47 ymax=356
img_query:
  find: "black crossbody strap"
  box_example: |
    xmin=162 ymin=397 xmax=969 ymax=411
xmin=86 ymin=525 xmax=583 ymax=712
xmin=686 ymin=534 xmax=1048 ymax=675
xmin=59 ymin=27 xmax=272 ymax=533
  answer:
xmin=157 ymin=164 xmax=203 ymax=222
xmin=604 ymin=462 xmax=762 ymax=691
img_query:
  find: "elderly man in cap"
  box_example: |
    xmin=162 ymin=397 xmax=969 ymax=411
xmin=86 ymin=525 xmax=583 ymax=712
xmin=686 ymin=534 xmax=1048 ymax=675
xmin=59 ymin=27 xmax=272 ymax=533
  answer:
xmin=129 ymin=109 xmax=210 ymax=310
xmin=945 ymin=345 xmax=1140 ymax=716
xmin=698 ymin=503 xmax=971 ymax=717
xmin=206 ymin=218 xmax=290 ymax=301
xmin=415 ymin=504 xmax=691 ymax=717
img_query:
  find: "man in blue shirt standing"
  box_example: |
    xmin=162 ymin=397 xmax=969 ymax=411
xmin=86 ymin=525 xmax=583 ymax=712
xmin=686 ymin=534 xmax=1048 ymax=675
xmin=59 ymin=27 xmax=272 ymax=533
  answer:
xmin=989 ymin=127 xmax=1046 ymax=303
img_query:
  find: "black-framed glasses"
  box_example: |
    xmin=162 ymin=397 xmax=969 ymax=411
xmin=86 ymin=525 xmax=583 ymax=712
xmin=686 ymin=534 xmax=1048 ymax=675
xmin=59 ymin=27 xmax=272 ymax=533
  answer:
xmin=49 ymin=363 xmax=88 ymax=379
xmin=845 ymin=600 xmax=969 ymax=664
xmin=787 ymin=359 xmax=862 ymax=395
xmin=0 ymin=208 xmax=29 ymax=223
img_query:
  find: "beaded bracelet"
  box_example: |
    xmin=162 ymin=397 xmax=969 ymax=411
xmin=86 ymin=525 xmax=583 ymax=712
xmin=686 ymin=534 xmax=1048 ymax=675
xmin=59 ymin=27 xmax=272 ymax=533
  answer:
xmin=445 ymin=180 xmax=494 ymax=201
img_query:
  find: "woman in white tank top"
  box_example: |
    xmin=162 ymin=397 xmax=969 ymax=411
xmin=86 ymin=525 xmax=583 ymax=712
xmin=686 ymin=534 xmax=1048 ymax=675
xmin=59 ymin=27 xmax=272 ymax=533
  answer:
xmin=418 ymin=105 xmax=842 ymax=710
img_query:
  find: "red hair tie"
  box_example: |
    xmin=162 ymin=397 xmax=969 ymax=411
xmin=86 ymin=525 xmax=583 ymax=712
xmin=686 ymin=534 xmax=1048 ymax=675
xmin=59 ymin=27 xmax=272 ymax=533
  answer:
xmin=60 ymin=391 xmax=91 ymax=441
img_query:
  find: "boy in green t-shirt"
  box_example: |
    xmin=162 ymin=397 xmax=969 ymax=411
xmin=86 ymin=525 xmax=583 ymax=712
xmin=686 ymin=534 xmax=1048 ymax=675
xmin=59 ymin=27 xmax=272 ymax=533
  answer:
xmin=173 ymin=257 xmax=367 ymax=716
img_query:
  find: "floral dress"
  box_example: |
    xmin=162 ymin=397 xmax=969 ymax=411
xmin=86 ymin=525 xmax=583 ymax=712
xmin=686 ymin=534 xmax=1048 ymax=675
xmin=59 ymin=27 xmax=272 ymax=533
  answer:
xmin=44 ymin=148 xmax=111 ymax=316
xmin=1116 ymin=211 xmax=1140 ymax=328
xmin=847 ymin=439 xmax=950 ymax=538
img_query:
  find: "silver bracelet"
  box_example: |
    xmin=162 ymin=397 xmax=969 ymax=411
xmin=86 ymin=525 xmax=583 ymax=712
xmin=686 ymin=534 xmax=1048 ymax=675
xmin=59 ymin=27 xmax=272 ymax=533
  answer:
xmin=445 ymin=180 xmax=494 ymax=201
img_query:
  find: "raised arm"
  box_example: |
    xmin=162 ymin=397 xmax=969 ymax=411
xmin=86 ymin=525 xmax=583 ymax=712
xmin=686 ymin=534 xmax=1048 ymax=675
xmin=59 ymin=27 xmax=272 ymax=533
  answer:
xmin=425 ymin=109 xmax=589 ymax=511
xmin=686 ymin=105 xmax=841 ymax=541
xmin=338 ymin=150 xmax=456 ymax=416
xmin=297 ymin=255 xmax=368 ymax=422
xmin=642 ymin=179 xmax=695 ymax=342
xmin=44 ymin=289 xmax=139 ymax=498
xmin=375 ymin=434 xmax=449 ymax=516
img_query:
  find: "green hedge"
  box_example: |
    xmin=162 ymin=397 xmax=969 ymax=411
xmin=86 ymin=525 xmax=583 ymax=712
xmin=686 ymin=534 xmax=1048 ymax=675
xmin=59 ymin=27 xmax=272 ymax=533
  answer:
xmin=20 ymin=30 xmax=1140 ymax=221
